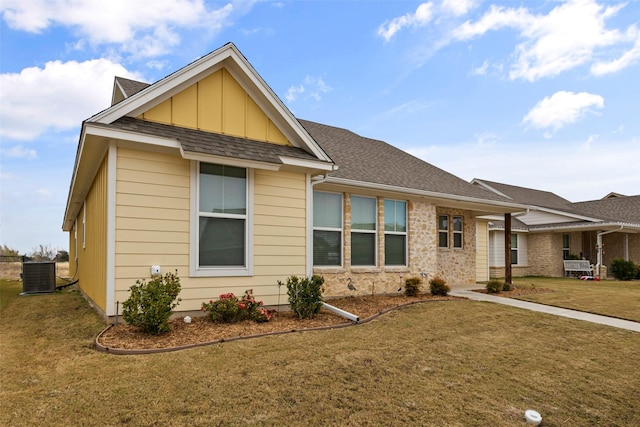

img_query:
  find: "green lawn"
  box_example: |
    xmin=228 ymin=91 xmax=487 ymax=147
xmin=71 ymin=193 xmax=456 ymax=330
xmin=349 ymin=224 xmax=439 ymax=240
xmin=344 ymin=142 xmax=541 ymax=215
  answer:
xmin=512 ymin=277 xmax=640 ymax=322
xmin=1 ymin=279 xmax=639 ymax=426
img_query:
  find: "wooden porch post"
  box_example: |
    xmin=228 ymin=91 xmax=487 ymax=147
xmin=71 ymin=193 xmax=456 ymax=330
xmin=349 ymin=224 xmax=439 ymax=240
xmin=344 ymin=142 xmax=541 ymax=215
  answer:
xmin=505 ymin=213 xmax=512 ymax=287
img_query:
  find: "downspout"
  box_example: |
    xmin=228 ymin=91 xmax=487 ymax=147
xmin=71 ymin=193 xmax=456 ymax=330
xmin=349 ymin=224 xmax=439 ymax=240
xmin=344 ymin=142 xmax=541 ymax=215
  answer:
xmin=596 ymin=226 xmax=624 ymax=277
xmin=322 ymin=302 xmax=359 ymax=323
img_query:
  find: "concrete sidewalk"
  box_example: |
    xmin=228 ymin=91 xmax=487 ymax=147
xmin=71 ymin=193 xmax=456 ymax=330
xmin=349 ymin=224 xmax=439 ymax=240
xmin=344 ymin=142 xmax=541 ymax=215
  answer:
xmin=449 ymin=287 xmax=640 ymax=333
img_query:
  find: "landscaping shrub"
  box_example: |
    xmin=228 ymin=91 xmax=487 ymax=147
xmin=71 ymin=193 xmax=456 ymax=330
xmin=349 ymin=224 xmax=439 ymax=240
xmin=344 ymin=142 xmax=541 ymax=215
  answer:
xmin=278 ymin=275 xmax=324 ymax=319
xmin=201 ymin=289 xmax=273 ymax=323
xmin=502 ymin=281 xmax=514 ymax=292
xmin=404 ymin=277 xmax=422 ymax=297
xmin=429 ymin=277 xmax=450 ymax=296
xmin=122 ymin=271 xmax=182 ymax=335
xmin=610 ymin=258 xmax=638 ymax=281
xmin=486 ymin=279 xmax=503 ymax=294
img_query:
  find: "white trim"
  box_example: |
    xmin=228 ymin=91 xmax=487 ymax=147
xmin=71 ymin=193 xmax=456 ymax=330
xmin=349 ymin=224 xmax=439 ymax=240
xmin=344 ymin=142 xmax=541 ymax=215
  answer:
xmin=179 ymin=148 xmax=280 ymax=171
xmin=189 ymin=162 xmax=254 ymax=277
xmin=85 ymin=124 xmax=181 ymax=150
xmin=105 ymin=142 xmax=117 ymax=316
xmin=278 ymin=156 xmax=334 ymax=171
xmin=383 ymin=198 xmax=408 ymax=267
xmin=82 ymin=202 xmax=86 ymax=249
xmin=306 ymin=173 xmax=313 ymax=277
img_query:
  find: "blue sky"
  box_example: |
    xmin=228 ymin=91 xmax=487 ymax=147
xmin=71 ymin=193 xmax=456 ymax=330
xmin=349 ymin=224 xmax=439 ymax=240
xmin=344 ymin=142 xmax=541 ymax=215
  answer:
xmin=1 ymin=0 xmax=639 ymax=254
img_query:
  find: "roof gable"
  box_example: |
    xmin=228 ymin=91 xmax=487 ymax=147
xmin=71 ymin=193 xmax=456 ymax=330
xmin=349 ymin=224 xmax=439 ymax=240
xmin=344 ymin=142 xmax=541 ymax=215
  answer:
xmin=92 ymin=43 xmax=331 ymax=162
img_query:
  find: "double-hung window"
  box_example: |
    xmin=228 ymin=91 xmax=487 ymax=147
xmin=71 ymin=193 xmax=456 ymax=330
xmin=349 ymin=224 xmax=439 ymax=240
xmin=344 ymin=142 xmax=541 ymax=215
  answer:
xmin=351 ymin=196 xmax=376 ymax=266
xmin=511 ymin=234 xmax=519 ymax=265
xmin=453 ymin=216 xmax=463 ymax=248
xmin=197 ymin=163 xmax=248 ymax=270
xmin=438 ymin=215 xmax=449 ymax=248
xmin=562 ymin=234 xmax=570 ymax=260
xmin=384 ymin=199 xmax=407 ymax=266
xmin=313 ymin=191 xmax=342 ymax=266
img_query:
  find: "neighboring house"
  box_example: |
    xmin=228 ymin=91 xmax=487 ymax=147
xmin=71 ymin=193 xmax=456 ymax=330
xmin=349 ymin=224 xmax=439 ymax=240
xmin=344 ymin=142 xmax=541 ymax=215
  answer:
xmin=62 ymin=43 xmax=526 ymax=319
xmin=471 ymin=179 xmax=640 ymax=279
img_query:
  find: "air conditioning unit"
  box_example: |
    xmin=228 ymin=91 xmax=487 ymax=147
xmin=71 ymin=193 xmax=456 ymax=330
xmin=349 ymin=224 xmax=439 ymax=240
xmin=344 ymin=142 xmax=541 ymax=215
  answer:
xmin=22 ymin=262 xmax=56 ymax=294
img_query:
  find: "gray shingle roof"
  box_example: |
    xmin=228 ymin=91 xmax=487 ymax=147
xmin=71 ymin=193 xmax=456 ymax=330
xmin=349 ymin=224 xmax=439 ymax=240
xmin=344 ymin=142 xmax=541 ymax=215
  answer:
xmin=107 ymin=117 xmax=321 ymax=165
xmin=115 ymin=77 xmax=150 ymax=97
xmin=473 ymin=179 xmax=572 ymax=210
xmin=572 ymin=195 xmax=640 ymax=223
xmin=299 ymin=120 xmax=506 ymax=202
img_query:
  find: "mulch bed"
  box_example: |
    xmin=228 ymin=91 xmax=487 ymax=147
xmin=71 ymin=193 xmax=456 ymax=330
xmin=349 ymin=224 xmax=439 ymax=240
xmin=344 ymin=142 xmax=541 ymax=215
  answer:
xmin=97 ymin=294 xmax=461 ymax=352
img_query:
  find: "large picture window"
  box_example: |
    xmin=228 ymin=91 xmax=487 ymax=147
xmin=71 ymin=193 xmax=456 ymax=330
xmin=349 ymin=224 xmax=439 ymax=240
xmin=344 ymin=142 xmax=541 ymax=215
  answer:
xmin=384 ymin=199 xmax=407 ymax=266
xmin=198 ymin=163 xmax=247 ymax=268
xmin=351 ymin=196 xmax=376 ymax=266
xmin=313 ymin=191 xmax=342 ymax=266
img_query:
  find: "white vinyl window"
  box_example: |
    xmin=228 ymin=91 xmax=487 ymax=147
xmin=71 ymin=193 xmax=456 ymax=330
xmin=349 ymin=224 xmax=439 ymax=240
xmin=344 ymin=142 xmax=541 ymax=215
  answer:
xmin=351 ymin=196 xmax=377 ymax=266
xmin=453 ymin=216 xmax=463 ymax=249
xmin=438 ymin=215 xmax=449 ymax=248
xmin=313 ymin=191 xmax=343 ymax=266
xmin=384 ymin=199 xmax=407 ymax=266
xmin=511 ymin=234 xmax=519 ymax=265
xmin=192 ymin=162 xmax=252 ymax=276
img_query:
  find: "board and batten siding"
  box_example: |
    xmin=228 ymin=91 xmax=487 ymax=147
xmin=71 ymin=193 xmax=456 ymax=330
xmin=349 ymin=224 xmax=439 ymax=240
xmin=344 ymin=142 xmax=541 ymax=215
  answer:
xmin=475 ymin=220 xmax=489 ymax=282
xmin=77 ymin=155 xmax=109 ymax=311
xmin=139 ymin=68 xmax=290 ymax=146
xmin=113 ymin=147 xmax=308 ymax=311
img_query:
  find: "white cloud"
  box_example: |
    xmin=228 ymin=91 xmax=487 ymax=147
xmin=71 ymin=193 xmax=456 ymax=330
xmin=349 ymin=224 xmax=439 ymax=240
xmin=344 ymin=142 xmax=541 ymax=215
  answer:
xmin=453 ymin=0 xmax=629 ymax=81
xmin=378 ymin=2 xmax=435 ymax=42
xmin=523 ymin=91 xmax=604 ymax=131
xmin=472 ymin=60 xmax=489 ymax=75
xmin=440 ymin=0 xmax=476 ymax=17
xmin=591 ymin=25 xmax=640 ymax=75
xmin=0 ymin=0 xmax=235 ymax=58
xmin=0 ymin=59 xmax=143 ymax=140
xmin=285 ymin=76 xmax=332 ymax=103
xmin=0 ymin=145 xmax=37 ymax=159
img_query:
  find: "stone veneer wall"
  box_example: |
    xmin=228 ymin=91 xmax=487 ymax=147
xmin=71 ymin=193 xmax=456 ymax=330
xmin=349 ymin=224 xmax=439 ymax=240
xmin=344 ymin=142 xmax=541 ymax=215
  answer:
xmin=314 ymin=194 xmax=476 ymax=296
xmin=435 ymin=208 xmax=477 ymax=286
xmin=528 ymin=233 xmax=564 ymax=277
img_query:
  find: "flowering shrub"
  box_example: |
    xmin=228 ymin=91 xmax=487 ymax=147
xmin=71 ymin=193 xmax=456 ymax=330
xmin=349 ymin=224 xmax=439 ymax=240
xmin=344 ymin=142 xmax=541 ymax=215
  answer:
xmin=122 ymin=271 xmax=182 ymax=335
xmin=201 ymin=289 xmax=273 ymax=323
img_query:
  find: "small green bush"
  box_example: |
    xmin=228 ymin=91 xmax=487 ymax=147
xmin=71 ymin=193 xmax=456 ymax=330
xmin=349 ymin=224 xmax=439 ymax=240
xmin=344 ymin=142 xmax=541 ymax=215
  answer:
xmin=201 ymin=289 xmax=273 ymax=323
xmin=429 ymin=277 xmax=450 ymax=296
xmin=122 ymin=271 xmax=182 ymax=335
xmin=278 ymin=275 xmax=324 ymax=319
xmin=610 ymin=258 xmax=638 ymax=281
xmin=486 ymin=279 xmax=503 ymax=294
xmin=502 ymin=281 xmax=514 ymax=291
xmin=404 ymin=277 xmax=422 ymax=297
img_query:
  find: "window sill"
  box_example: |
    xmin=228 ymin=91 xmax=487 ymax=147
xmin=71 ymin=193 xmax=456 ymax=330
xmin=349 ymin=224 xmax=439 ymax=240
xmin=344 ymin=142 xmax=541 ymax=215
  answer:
xmin=190 ymin=267 xmax=252 ymax=277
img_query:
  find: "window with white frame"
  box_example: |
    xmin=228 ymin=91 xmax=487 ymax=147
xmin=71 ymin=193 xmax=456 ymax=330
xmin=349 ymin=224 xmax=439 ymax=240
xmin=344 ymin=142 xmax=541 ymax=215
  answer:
xmin=453 ymin=216 xmax=463 ymax=249
xmin=197 ymin=163 xmax=247 ymax=268
xmin=438 ymin=215 xmax=449 ymax=248
xmin=351 ymin=196 xmax=376 ymax=266
xmin=384 ymin=199 xmax=407 ymax=266
xmin=511 ymin=234 xmax=519 ymax=265
xmin=562 ymin=234 xmax=570 ymax=260
xmin=313 ymin=191 xmax=342 ymax=266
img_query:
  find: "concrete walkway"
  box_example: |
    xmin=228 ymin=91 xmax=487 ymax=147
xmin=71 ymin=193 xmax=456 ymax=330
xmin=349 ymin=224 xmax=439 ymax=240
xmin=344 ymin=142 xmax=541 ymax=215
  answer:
xmin=449 ymin=286 xmax=640 ymax=333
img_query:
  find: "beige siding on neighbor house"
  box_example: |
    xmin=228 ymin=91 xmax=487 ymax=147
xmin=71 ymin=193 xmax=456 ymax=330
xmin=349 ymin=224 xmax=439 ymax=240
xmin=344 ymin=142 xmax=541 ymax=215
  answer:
xmin=113 ymin=148 xmax=308 ymax=310
xmin=138 ymin=68 xmax=290 ymax=145
xmin=77 ymin=155 xmax=109 ymax=311
xmin=475 ymin=220 xmax=489 ymax=282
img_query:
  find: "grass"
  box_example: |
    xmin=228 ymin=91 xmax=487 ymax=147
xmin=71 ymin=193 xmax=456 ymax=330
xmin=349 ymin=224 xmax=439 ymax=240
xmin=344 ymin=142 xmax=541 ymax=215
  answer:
xmin=1 ymin=279 xmax=639 ymax=426
xmin=512 ymin=277 xmax=640 ymax=322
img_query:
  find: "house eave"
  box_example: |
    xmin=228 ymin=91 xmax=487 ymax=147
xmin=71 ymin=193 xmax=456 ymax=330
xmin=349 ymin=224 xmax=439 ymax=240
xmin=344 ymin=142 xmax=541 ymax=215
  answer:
xmin=319 ymin=177 xmax=528 ymax=215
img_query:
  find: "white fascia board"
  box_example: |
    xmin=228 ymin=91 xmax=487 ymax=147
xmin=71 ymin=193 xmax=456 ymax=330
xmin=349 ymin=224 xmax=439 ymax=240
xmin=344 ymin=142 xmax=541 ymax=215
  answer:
xmin=179 ymin=148 xmax=280 ymax=171
xmin=84 ymin=123 xmax=181 ymax=149
xmin=278 ymin=156 xmax=334 ymax=171
xmin=531 ymin=222 xmax=640 ymax=233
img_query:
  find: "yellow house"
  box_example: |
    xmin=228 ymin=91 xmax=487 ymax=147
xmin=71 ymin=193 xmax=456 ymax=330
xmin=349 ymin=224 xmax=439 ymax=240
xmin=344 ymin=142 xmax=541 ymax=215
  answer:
xmin=63 ymin=43 xmax=526 ymax=319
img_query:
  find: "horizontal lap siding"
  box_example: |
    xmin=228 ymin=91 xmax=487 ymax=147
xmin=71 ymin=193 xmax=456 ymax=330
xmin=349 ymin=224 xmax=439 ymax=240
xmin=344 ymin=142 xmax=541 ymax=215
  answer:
xmin=114 ymin=149 xmax=308 ymax=310
xmin=114 ymin=148 xmax=190 ymax=303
